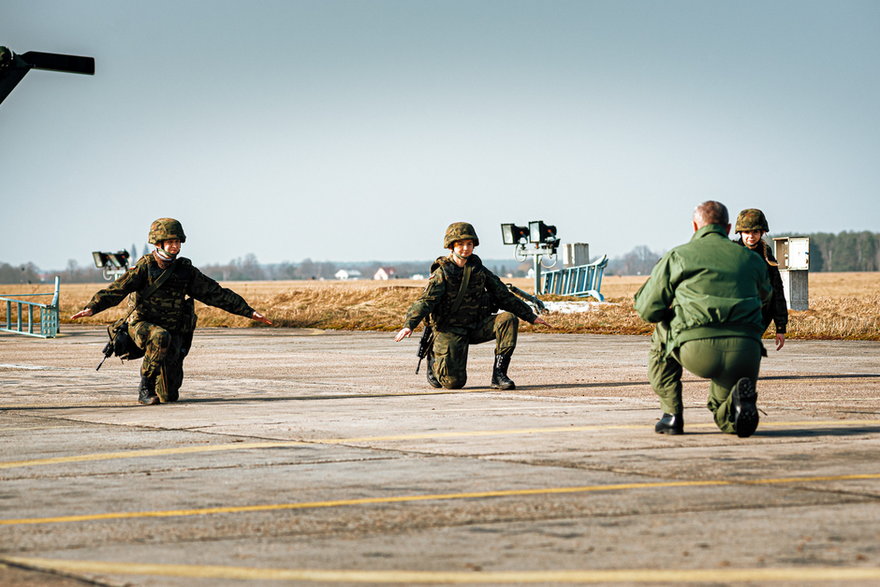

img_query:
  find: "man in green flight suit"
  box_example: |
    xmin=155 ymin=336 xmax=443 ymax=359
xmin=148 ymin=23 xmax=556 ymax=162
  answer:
xmin=634 ymin=201 xmax=772 ymax=437
xmin=71 ymin=218 xmax=272 ymax=405
xmin=394 ymin=222 xmax=550 ymax=390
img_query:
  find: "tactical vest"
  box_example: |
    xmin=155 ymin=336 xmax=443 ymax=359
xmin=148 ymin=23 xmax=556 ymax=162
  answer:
xmin=430 ymin=257 xmax=496 ymax=330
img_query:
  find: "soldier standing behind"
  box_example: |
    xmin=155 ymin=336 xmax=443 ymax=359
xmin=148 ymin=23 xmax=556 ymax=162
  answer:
xmin=734 ymin=208 xmax=788 ymax=351
xmin=394 ymin=222 xmax=550 ymax=390
xmin=71 ymin=218 xmax=272 ymax=405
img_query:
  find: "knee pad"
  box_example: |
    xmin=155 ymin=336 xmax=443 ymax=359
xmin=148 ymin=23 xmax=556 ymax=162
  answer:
xmin=440 ymin=375 xmax=467 ymax=389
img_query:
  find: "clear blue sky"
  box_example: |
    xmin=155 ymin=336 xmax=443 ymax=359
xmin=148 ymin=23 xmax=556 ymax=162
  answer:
xmin=2 ymin=0 xmax=878 ymax=270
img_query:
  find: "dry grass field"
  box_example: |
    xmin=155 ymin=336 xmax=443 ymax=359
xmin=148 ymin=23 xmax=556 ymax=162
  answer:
xmin=2 ymin=272 xmax=878 ymax=340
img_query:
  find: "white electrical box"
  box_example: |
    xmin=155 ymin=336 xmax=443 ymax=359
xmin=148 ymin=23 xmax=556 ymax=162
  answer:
xmin=773 ymin=237 xmax=810 ymax=271
xmin=773 ymin=237 xmax=810 ymax=311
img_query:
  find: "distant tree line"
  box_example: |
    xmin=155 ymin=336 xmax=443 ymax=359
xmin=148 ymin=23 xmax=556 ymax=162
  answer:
xmin=604 ymin=231 xmax=880 ymax=276
xmin=0 ymin=262 xmax=43 ymax=285
xmin=777 ymin=231 xmax=880 ymax=272
xmin=605 ymin=245 xmax=661 ymax=276
xmin=8 ymin=232 xmax=871 ymax=284
xmin=0 ymin=256 xmax=526 ymax=284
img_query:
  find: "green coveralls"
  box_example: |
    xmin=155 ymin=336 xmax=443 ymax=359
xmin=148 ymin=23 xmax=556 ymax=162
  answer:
xmin=403 ymin=254 xmax=537 ymax=389
xmin=635 ymin=225 xmax=772 ymax=433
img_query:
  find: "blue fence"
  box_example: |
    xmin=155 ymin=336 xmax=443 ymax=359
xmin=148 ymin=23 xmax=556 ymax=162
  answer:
xmin=0 ymin=276 xmax=60 ymax=338
xmin=540 ymin=255 xmax=608 ymax=301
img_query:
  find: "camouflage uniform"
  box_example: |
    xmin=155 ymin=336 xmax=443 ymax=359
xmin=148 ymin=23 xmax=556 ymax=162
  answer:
xmin=402 ymin=253 xmax=537 ymax=389
xmin=734 ymin=209 xmax=788 ymax=337
xmin=85 ymin=220 xmax=255 ymax=403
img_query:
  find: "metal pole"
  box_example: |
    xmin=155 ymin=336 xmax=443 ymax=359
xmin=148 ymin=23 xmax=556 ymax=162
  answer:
xmin=533 ymin=255 xmax=541 ymax=295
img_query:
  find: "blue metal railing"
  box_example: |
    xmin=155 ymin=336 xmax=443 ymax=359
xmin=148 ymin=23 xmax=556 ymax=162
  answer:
xmin=540 ymin=255 xmax=608 ymax=301
xmin=0 ymin=276 xmax=60 ymax=338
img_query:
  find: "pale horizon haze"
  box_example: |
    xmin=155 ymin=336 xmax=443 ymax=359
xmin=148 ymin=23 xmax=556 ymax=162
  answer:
xmin=2 ymin=0 xmax=878 ymax=271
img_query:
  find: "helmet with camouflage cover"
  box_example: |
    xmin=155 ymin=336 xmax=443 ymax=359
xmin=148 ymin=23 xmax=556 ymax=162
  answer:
xmin=443 ymin=222 xmax=480 ymax=249
xmin=735 ymin=208 xmax=769 ymax=233
xmin=148 ymin=218 xmax=187 ymax=245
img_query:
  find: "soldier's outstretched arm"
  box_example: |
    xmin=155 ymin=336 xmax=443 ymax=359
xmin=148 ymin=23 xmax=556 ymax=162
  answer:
xmin=74 ymin=262 xmax=147 ymax=318
xmin=251 ymin=311 xmax=272 ymax=325
xmin=70 ymin=308 xmax=94 ymax=320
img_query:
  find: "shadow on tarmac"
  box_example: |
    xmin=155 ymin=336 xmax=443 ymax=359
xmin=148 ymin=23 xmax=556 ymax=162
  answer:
xmin=760 ymin=374 xmax=880 ymax=380
xmin=756 ymin=425 xmax=880 ymax=438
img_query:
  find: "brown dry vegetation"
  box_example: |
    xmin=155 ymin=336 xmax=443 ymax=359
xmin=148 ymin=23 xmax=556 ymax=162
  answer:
xmin=1 ymin=273 xmax=878 ymax=340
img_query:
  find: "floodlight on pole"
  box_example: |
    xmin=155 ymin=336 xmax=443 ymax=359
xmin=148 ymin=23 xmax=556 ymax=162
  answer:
xmin=500 ymin=220 xmax=559 ymax=294
xmin=92 ymin=250 xmax=130 ymax=280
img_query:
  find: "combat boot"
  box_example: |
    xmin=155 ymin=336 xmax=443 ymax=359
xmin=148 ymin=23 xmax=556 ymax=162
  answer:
xmin=655 ymin=413 xmax=684 ymax=435
xmin=491 ymin=352 xmax=515 ymax=390
xmin=730 ymin=377 xmax=758 ymax=438
xmin=137 ymin=376 xmax=160 ymax=405
xmin=426 ymin=350 xmax=441 ymax=389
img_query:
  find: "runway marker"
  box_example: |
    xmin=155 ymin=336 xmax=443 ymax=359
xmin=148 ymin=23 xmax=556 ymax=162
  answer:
xmin=3 ymin=557 xmax=880 ymax=583
xmin=3 ymin=420 xmax=880 ymax=470
xmin=2 ymin=472 xmax=878 ymax=526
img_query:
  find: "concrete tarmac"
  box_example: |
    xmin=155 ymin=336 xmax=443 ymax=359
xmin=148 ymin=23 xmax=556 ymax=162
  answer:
xmin=1 ymin=326 xmax=879 ymax=586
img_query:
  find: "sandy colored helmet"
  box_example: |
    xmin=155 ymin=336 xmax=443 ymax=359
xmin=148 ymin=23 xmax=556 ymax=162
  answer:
xmin=148 ymin=218 xmax=187 ymax=245
xmin=443 ymin=222 xmax=480 ymax=249
xmin=735 ymin=209 xmax=769 ymax=233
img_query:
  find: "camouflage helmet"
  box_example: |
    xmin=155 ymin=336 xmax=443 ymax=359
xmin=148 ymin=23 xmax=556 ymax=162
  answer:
xmin=735 ymin=209 xmax=770 ymax=233
xmin=443 ymin=222 xmax=480 ymax=249
xmin=148 ymin=218 xmax=187 ymax=245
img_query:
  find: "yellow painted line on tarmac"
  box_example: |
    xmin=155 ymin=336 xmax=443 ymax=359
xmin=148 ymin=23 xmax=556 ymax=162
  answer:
xmin=4 ymin=557 xmax=880 ymax=583
xmin=2 ymin=472 xmax=879 ymax=527
xmin=0 ymin=425 xmax=642 ymax=470
xmin=3 ymin=419 xmax=880 ymax=471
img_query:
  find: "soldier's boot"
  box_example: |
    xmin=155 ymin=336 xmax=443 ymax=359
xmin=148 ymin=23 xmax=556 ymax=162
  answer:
xmin=137 ymin=376 xmax=160 ymax=405
xmin=655 ymin=412 xmax=684 ymax=435
xmin=426 ymin=350 xmax=441 ymax=389
xmin=731 ymin=377 xmax=759 ymax=438
xmin=491 ymin=352 xmax=515 ymax=390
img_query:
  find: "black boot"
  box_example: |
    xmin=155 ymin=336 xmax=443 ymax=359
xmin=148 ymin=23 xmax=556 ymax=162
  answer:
xmin=731 ymin=377 xmax=759 ymax=438
xmin=655 ymin=413 xmax=684 ymax=434
xmin=491 ymin=352 xmax=515 ymax=390
xmin=426 ymin=350 xmax=441 ymax=389
xmin=138 ymin=376 xmax=160 ymax=405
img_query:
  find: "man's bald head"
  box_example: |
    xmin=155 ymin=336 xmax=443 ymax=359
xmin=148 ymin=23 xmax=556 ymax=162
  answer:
xmin=693 ymin=201 xmax=730 ymax=229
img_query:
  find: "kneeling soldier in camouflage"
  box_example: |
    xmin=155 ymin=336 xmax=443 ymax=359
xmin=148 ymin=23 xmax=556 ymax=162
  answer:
xmin=394 ymin=222 xmax=550 ymax=390
xmin=71 ymin=218 xmax=272 ymax=405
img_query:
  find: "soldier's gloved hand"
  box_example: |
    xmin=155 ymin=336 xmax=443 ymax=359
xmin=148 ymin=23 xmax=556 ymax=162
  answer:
xmin=533 ymin=317 xmax=551 ymax=327
xmin=70 ymin=308 xmax=94 ymax=320
xmin=394 ymin=328 xmax=413 ymax=342
xmin=251 ymin=311 xmax=273 ymax=326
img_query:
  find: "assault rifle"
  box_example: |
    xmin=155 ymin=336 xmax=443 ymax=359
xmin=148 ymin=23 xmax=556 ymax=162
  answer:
xmin=96 ymin=333 xmax=116 ymax=371
xmin=506 ymin=283 xmax=547 ymax=314
xmin=415 ymin=324 xmax=434 ymax=374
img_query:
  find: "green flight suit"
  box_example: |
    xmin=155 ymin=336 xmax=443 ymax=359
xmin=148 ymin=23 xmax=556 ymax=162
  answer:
xmin=635 ymin=225 xmax=772 ymax=432
xmin=403 ymin=254 xmax=537 ymax=389
xmin=86 ymin=254 xmax=255 ymax=401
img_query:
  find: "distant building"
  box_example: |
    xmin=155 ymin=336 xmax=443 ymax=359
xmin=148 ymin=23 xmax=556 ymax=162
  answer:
xmin=410 ymin=274 xmax=426 ymax=280
xmin=334 ymin=269 xmax=362 ymax=280
xmin=373 ymin=267 xmax=397 ymax=280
